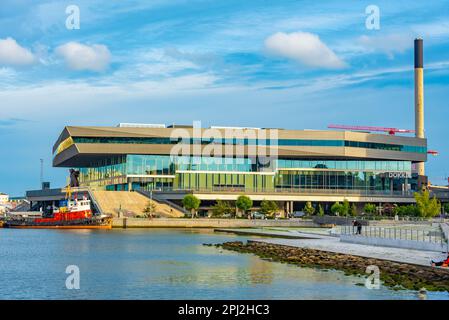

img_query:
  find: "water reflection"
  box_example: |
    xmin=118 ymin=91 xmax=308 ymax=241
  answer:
xmin=248 ymin=257 xmax=274 ymax=284
xmin=0 ymin=228 xmax=448 ymax=300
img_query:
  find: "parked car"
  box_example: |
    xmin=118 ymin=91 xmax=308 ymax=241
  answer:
xmin=252 ymin=212 xmax=266 ymax=219
xmin=292 ymin=211 xmax=305 ymax=218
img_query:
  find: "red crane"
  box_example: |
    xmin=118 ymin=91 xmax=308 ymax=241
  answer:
xmin=328 ymin=124 xmax=415 ymax=135
xmin=328 ymin=124 xmax=439 ymax=156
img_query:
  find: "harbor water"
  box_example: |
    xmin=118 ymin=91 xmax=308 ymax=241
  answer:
xmin=0 ymin=228 xmax=448 ymax=300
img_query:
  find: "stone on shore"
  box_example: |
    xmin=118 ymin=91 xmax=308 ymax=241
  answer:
xmin=215 ymin=241 xmax=449 ymax=292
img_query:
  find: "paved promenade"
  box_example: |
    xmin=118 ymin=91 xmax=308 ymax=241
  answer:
xmin=255 ymin=237 xmax=447 ymax=267
xmin=214 ymin=228 xmax=331 ymax=239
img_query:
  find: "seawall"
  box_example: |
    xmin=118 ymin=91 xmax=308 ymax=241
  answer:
xmin=112 ymin=218 xmax=317 ymax=228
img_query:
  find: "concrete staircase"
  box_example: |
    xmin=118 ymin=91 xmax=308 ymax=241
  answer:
xmin=136 ymin=190 xmax=190 ymax=216
xmin=90 ymin=190 xmax=184 ymax=218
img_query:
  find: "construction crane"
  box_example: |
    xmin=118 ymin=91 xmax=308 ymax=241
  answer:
xmin=328 ymin=124 xmax=440 ymax=156
xmin=328 ymin=124 xmax=415 ymax=135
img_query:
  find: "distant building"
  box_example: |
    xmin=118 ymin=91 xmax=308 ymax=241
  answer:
xmin=0 ymin=193 xmax=11 ymax=214
xmin=0 ymin=193 xmax=9 ymax=204
xmin=9 ymin=196 xmax=26 ymax=203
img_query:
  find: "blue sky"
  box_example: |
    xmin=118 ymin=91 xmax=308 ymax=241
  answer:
xmin=0 ymin=0 xmax=448 ymax=195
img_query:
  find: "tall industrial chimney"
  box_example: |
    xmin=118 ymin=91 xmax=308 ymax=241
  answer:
xmin=414 ymin=38 xmax=425 ymax=176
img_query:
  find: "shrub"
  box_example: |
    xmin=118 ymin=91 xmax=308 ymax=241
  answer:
xmin=303 ymin=201 xmax=315 ymax=216
xmin=260 ymin=200 xmax=279 ymax=217
xmin=317 ymin=204 xmax=324 ymax=216
xmin=211 ymin=200 xmax=234 ymax=217
xmin=363 ymin=203 xmax=376 ymax=214
xmin=143 ymin=200 xmax=157 ymax=218
xmin=393 ymin=204 xmax=420 ymax=217
xmin=331 ymin=202 xmax=343 ymax=216
xmin=349 ymin=203 xmax=357 ymax=216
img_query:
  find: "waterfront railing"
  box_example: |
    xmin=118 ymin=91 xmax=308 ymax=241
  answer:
xmin=341 ymin=225 xmax=447 ymax=245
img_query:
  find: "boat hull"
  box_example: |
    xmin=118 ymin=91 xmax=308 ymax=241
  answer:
xmin=6 ymin=224 xmax=112 ymax=229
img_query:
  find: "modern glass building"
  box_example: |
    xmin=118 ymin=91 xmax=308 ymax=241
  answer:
xmin=52 ymin=124 xmax=427 ymax=202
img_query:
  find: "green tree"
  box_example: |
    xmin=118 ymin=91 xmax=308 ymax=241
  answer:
xmin=341 ymin=199 xmax=350 ymax=216
xmin=363 ymin=203 xmax=376 ymax=214
xmin=349 ymin=203 xmax=357 ymax=217
xmin=407 ymin=205 xmax=420 ymax=216
xmin=393 ymin=204 xmax=420 ymax=217
xmin=211 ymin=200 xmax=234 ymax=217
xmin=317 ymin=204 xmax=325 ymax=216
xmin=260 ymin=200 xmax=279 ymax=217
xmin=182 ymin=194 xmax=201 ymax=218
xmin=236 ymin=195 xmax=253 ymax=217
xmin=414 ymin=190 xmax=441 ymax=218
xmin=143 ymin=200 xmax=157 ymax=219
xmin=303 ymin=201 xmax=315 ymax=216
xmin=331 ymin=202 xmax=343 ymax=216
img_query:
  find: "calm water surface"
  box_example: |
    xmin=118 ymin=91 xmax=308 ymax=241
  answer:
xmin=0 ymin=228 xmax=447 ymax=300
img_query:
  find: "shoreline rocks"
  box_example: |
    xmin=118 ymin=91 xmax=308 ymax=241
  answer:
xmin=214 ymin=241 xmax=449 ymax=292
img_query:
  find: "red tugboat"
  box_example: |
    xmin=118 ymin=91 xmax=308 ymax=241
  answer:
xmin=4 ymin=186 xmax=112 ymax=229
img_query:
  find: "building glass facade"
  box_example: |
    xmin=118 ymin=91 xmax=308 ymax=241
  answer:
xmin=77 ymin=155 xmax=414 ymax=194
xmin=68 ymin=136 xmax=426 ymax=154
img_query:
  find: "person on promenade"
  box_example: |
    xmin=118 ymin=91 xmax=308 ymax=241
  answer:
xmin=431 ymin=253 xmax=449 ymax=267
xmin=352 ymin=220 xmax=362 ymax=235
xmin=357 ymin=221 xmax=362 ymax=235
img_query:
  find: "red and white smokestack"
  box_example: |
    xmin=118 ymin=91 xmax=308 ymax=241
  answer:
xmin=414 ymin=38 xmax=425 ymax=176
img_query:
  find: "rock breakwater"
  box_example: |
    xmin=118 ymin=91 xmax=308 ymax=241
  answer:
xmin=215 ymin=241 xmax=449 ymax=292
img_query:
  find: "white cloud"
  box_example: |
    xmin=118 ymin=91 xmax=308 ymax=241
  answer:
xmin=355 ymin=21 xmax=449 ymax=59
xmin=0 ymin=67 xmax=17 ymax=78
xmin=356 ymin=34 xmax=412 ymax=58
xmin=412 ymin=21 xmax=449 ymax=39
xmin=274 ymin=13 xmax=359 ymax=31
xmin=127 ymin=49 xmax=199 ymax=77
xmin=264 ymin=31 xmax=346 ymax=69
xmin=55 ymin=42 xmax=111 ymax=72
xmin=0 ymin=37 xmax=35 ymax=67
xmin=0 ymin=72 xmax=220 ymax=113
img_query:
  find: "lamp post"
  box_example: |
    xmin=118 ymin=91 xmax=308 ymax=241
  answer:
xmin=150 ymin=188 xmax=153 ymax=219
xmin=40 ymin=158 xmax=43 ymax=188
